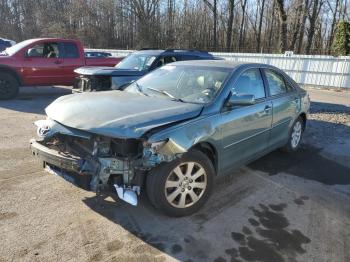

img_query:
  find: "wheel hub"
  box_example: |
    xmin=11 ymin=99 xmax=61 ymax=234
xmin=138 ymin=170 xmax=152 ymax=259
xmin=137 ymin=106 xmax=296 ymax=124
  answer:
xmin=164 ymin=161 xmax=207 ymax=208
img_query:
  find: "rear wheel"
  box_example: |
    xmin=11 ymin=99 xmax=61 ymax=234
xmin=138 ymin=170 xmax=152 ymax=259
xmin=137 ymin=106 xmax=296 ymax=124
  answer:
xmin=283 ymin=116 xmax=304 ymax=153
xmin=0 ymin=73 xmax=19 ymax=100
xmin=146 ymin=150 xmax=214 ymax=217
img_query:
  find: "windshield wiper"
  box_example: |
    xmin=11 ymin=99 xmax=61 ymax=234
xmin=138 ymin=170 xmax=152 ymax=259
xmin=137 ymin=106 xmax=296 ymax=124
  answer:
xmin=146 ymin=87 xmax=184 ymax=102
xmin=135 ymin=82 xmax=148 ymax=96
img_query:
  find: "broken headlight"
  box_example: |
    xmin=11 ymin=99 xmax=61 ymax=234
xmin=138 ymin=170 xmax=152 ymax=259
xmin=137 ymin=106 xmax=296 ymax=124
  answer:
xmin=93 ymin=140 xmax=110 ymax=156
xmin=143 ymin=139 xmax=168 ymax=153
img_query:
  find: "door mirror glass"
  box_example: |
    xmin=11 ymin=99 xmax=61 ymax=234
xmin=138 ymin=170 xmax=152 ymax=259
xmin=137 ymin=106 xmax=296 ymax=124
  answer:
xmin=226 ymin=93 xmax=255 ymax=107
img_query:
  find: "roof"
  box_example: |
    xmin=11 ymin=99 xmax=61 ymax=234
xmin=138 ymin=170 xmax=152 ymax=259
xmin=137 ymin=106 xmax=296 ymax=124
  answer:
xmin=170 ymin=60 xmax=280 ymax=70
xmin=170 ymin=60 xmax=250 ymax=68
xmin=134 ymin=49 xmax=214 ymax=57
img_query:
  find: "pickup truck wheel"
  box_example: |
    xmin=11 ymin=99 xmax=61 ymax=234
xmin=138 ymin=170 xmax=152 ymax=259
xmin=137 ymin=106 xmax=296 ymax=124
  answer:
xmin=146 ymin=150 xmax=214 ymax=217
xmin=0 ymin=73 xmax=19 ymax=100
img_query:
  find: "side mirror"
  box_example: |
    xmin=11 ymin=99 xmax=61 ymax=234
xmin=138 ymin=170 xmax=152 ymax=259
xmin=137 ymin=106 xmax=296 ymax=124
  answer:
xmin=226 ymin=93 xmax=255 ymax=107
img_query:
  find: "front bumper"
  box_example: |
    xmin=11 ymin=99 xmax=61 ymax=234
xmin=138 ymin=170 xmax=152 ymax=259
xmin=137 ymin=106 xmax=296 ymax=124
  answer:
xmin=30 ymin=139 xmax=82 ymax=173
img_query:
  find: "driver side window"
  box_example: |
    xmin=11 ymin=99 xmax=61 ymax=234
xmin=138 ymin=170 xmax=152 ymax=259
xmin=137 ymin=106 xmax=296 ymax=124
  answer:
xmin=26 ymin=42 xmax=59 ymax=58
xmin=232 ymin=69 xmax=265 ymax=99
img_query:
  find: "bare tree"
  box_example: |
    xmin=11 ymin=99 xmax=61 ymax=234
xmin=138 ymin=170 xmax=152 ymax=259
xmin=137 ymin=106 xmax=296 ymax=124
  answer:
xmin=305 ymin=0 xmax=324 ymax=54
xmin=276 ymin=0 xmax=288 ymax=52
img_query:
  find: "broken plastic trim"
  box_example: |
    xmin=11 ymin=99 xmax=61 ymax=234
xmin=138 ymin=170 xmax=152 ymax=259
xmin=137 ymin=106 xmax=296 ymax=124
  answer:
xmin=113 ymin=184 xmax=140 ymax=206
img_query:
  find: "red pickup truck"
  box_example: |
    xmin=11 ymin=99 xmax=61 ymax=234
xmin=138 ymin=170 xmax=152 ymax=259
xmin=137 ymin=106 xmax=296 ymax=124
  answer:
xmin=0 ymin=38 xmax=123 ymax=99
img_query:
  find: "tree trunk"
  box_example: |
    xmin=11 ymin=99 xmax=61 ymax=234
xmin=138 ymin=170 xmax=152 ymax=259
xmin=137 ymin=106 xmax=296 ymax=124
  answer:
xmin=297 ymin=0 xmax=309 ymax=53
xmin=326 ymin=0 xmax=340 ymax=54
xmin=305 ymin=0 xmax=323 ymax=54
xmin=289 ymin=0 xmax=303 ymax=51
xmin=276 ymin=0 xmax=288 ymax=53
xmin=226 ymin=0 xmax=235 ymax=51
xmin=256 ymin=0 xmax=266 ymax=52
xmin=238 ymin=0 xmax=247 ymax=51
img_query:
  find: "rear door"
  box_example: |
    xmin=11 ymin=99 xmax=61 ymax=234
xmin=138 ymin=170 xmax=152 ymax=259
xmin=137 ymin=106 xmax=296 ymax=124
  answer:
xmin=22 ymin=41 xmax=65 ymax=85
xmin=263 ymin=69 xmax=299 ymax=148
xmin=219 ymin=68 xmax=273 ymax=172
xmin=59 ymin=42 xmax=84 ymax=85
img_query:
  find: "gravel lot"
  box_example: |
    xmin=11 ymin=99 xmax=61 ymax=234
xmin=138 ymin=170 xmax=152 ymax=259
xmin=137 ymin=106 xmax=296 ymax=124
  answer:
xmin=0 ymin=86 xmax=349 ymax=262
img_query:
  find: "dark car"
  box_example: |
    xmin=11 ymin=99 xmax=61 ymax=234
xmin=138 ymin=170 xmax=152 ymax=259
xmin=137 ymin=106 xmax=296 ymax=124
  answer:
xmin=31 ymin=60 xmax=310 ymax=217
xmin=85 ymin=51 xmax=112 ymax=58
xmin=0 ymin=38 xmax=15 ymax=52
xmin=72 ymin=49 xmax=220 ymax=93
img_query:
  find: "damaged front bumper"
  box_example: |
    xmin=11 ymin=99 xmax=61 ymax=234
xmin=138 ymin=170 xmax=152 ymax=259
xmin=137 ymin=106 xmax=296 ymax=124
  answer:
xmin=30 ymin=139 xmax=82 ymax=172
xmin=30 ymin=139 xmax=141 ymax=205
xmin=30 ymin=119 xmax=188 ymax=206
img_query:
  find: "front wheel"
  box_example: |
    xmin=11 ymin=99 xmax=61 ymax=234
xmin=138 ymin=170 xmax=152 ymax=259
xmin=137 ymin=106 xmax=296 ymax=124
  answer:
xmin=146 ymin=150 xmax=214 ymax=217
xmin=283 ymin=117 xmax=304 ymax=153
xmin=0 ymin=73 xmax=19 ymax=100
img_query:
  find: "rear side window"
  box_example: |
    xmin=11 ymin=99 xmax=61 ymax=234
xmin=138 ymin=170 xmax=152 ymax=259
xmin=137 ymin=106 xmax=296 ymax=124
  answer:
xmin=154 ymin=55 xmax=180 ymax=68
xmin=62 ymin=42 xmax=79 ymax=58
xmin=232 ymin=69 xmax=265 ymax=99
xmin=265 ymin=69 xmax=288 ymax=96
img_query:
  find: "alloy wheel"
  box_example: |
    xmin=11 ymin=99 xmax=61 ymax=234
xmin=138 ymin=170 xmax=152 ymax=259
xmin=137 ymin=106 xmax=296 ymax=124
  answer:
xmin=291 ymin=121 xmax=302 ymax=148
xmin=164 ymin=161 xmax=207 ymax=208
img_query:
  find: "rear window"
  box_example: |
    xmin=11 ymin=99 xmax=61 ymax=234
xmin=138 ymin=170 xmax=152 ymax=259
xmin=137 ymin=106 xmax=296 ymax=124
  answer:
xmin=62 ymin=42 xmax=79 ymax=58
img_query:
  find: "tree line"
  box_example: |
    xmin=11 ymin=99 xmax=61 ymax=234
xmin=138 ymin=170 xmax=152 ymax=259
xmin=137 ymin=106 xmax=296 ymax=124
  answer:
xmin=0 ymin=0 xmax=349 ymax=55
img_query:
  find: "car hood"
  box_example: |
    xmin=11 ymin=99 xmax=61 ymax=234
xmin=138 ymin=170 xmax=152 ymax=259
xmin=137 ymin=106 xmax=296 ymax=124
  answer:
xmin=74 ymin=66 xmax=145 ymax=77
xmin=46 ymin=91 xmax=203 ymax=139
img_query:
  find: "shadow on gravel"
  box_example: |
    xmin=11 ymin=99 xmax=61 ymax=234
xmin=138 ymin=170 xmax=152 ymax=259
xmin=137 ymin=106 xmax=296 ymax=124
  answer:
xmin=310 ymin=101 xmax=350 ymax=114
xmin=249 ymin=144 xmax=350 ymax=185
xmin=0 ymin=86 xmax=70 ymax=115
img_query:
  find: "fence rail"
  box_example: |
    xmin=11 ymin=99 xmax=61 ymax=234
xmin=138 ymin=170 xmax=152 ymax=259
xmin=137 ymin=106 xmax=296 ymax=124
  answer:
xmin=86 ymin=48 xmax=350 ymax=89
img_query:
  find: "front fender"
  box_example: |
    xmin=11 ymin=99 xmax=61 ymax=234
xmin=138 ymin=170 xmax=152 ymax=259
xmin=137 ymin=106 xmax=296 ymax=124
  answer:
xmin=146 ymin=114 xmax=221 ymax=157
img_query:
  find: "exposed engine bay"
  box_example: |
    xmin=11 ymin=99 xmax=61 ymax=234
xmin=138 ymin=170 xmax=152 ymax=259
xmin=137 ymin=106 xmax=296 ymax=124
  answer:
xmin=74 ymin=75 xmax=112 ymax=92
xmin=30 ymin=119 xmax=186 ymax=205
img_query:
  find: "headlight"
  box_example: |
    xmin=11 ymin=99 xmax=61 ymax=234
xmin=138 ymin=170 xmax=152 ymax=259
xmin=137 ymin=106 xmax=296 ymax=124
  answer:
xmin=93 ymin=139 xmax=110 ymax=156
xmin=34 ymin=119 xmax=55 ymax=139
xmin=143 ymin=139 xmax=168 ymax=153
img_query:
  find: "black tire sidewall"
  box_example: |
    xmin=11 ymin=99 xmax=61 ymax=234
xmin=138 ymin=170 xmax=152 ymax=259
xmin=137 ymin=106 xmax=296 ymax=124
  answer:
xmin=146 ymin=150 xmax=214 ymax=217
xmin=0 ymin=73 xmax=19 ymax=100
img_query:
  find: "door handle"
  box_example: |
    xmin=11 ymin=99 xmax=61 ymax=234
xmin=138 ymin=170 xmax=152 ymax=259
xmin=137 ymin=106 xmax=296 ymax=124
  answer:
xmin=54 ymin=60 xmax=62 ymax=64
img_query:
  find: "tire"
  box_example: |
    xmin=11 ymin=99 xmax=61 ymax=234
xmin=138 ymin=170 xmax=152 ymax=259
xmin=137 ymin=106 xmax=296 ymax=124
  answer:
xmin=0 ymin=72 xmax=19 ymax=100
xmin=283 ymin=116 xmax=304 ymax=153
xmin=146 ymin=150 xmax=214 ymax=217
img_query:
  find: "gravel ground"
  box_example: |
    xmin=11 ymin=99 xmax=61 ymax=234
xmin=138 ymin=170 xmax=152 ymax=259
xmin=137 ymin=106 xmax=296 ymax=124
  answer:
xmin=0 ymin=86 xmax=349 ymax=262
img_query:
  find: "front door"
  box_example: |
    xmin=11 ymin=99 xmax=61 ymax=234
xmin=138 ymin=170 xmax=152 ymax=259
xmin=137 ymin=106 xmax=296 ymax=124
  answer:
xmin=22 ymin=42 xmax=65 ymax=85
xmin=219 ymin=68 xmax=272 ymax=173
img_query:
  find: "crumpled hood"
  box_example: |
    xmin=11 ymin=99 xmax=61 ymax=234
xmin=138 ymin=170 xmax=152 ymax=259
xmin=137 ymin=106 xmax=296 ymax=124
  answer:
xmin=74 ymin=66 xmax=144 ymax=77
xmin=46 ymin=91 xmax=203 ymax=139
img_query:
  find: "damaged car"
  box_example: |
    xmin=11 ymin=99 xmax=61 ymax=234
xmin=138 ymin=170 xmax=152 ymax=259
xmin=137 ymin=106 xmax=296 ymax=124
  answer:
xmin=72 ymin=48 xmax=219 ymax=93
xmin=30 ymin=61 xmax=310 ymax=217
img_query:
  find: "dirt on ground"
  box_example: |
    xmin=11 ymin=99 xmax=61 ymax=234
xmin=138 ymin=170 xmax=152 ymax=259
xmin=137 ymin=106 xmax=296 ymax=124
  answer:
xmin=0 ymin=86 xmax=349 ymax=262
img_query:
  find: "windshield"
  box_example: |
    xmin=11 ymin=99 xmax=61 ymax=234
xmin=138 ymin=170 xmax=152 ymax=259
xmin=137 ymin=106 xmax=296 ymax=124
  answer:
xmin=125 ymin=65 xmax=231 ymax=104
xmin=115 ymin=53 xmax=156 ymax=71
xmin=3 ymin=39 xmax=35 ymax=56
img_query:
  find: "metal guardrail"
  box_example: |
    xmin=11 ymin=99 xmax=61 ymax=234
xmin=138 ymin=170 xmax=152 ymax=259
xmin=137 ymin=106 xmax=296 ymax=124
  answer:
xmin=86 ymin=48 xmax=350 ymax=89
